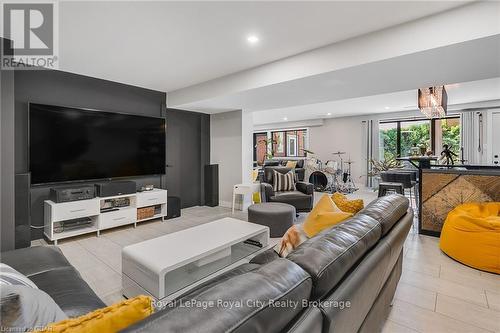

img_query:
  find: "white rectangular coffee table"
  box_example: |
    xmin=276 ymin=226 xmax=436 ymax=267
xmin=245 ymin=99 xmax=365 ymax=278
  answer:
xmin=122 ymin=218 xmax=269 ymax=301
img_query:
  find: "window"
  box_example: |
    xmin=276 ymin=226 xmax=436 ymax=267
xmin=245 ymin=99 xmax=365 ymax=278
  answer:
xmin=253 ymin=132 xmax=268 ymax=165
xmin=253 ymin=129 xmax=308 ymax=164
xmin=272 ymin=129 xmax=307 ymax=157
xmin=379 ymin=116 xmax=460 ymax=161
xmin=272 ymin=132 xmax=286 ymax=157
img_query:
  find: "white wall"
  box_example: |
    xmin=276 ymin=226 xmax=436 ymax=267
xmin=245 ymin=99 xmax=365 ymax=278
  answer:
xmin=241 ymin=110 xmax=254 ymax=184
xmin=308 ymin=116 xmax=366 ymax=183
xmin=210 ymin=110 xmax=243 ymax=207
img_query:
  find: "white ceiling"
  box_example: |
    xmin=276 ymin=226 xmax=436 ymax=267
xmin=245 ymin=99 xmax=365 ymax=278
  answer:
xmin=176 ymin=33 xmax=500 ymax=112
xmin=58 ymin=1 xmax=469 ymax=92
xmin=252 ymin=77 xmax=500 ymax=125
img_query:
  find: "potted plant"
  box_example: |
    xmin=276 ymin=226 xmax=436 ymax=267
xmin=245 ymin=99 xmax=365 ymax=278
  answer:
xmin=367 ymin=158 xmax=403 ymax=190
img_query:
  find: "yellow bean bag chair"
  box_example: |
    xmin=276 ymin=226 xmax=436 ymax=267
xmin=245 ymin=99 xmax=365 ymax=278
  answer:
xmin=440 ymin=202 xmax=500 ymax=274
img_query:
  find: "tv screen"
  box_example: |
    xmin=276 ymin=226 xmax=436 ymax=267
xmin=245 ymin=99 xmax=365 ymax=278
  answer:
xmin=29 ymin=103 xmax=166 ymax=185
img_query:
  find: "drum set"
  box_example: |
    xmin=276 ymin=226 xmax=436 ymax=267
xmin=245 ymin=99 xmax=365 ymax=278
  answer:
xmin=306 ymin=151 xmax=358 ymax=194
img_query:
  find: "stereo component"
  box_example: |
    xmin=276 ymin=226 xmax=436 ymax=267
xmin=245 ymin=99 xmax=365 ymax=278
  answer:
xmin=49 ymin=185 xmax=96 ymax=203
xmin=54 ymin=217 xmax=93 ymax=233
xmin=95 ymin=181 xmax=136 ymax=197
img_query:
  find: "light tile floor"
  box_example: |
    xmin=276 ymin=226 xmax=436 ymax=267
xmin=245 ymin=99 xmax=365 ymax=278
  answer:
xmin=32 ymin=189 xmax=500 ymax=332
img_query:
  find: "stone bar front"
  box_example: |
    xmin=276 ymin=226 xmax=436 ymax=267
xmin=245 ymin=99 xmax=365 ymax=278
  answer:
xmin=419 ymin=166 xmax=500 ymax=236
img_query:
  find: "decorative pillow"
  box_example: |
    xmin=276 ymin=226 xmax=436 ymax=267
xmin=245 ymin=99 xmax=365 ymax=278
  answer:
xmin=36 ymin=295 xmax=153 ymax=333
xmin=302 ymin=194 xmax=353 ymax=237
xmin=274 ymin=225 xmax=309 ymax=258
xmin=273 ymin=170 xmax=295 ymax=192
xmin=331 ymin=192 xmax=364 ymax=214
xmin=285 ymin=161 xmax=298 ymax=168
xmin=1 ymin=285 xmax=67 ymax=331
xmin=252 ymin=191 xmax=261 ymax=204
xmin=0 ymin=263 xmax=38 ymax=289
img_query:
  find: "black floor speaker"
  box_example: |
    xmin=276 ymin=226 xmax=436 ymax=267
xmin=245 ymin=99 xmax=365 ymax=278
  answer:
xmin=15 ymin=173 xmax=31 ymax=249
xmin=166 ymin=196 xmax=181 ymax=219
xmin=204 ymin=164 xmax=219 ymax=207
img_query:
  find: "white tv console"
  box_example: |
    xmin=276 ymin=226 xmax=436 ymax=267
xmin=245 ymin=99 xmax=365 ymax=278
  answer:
xmin=44 ymin=189 xmax=168 ymax=245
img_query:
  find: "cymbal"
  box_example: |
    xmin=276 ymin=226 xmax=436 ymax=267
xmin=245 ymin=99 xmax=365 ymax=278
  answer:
xmin=332 ymin=151 xmax=346 ymax=155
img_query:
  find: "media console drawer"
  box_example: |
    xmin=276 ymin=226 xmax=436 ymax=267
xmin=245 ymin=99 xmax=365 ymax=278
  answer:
xmin=48 ymin=199 xmax=100 ymax=222
xmin=99 ymin=208 xmax=136 ymax=230
xmin=137 ymin=190 xmax=168 ymax=207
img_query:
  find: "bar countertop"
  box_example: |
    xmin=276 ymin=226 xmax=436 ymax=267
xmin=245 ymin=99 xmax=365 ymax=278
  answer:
xmin=423 ymin=165 xmax=500 ymax=176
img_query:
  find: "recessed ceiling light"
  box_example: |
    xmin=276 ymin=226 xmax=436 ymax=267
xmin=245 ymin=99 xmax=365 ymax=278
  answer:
xmin=247 ymin=35 xmax=259 ymax=44
xmin=327 ymin=112 xmax=332 ymax=116
xmin=283 ymin=117 xmax=288 ymax=121
xmin=384 ymin=106 xmax=390 ymax=110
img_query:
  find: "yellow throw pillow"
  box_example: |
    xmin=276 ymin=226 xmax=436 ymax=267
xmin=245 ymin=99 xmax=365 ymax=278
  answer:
xmin=252 ymin=191 xmax=261 ymax=204
xmin=332 ymin=192 xmax=364 ymax=214
xmin=37 ymin=295 xmax=153 ymax=333
xmin=302 ymin=195 xmax=353 ymax=237
xmin=285 ymin=161 xmax=298 ymax=168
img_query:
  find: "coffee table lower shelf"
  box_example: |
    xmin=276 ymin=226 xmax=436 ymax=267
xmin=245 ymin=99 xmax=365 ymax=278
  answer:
xmin=121 ymin=218 xmax=270 ymax=302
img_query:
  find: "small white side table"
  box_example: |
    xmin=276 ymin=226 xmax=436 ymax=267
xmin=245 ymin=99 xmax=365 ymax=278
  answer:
xmin=232 ymin=183 xmax=260 ymax=214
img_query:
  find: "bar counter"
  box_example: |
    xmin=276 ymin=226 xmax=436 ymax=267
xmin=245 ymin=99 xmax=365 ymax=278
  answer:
xmin=419 ymin=165 xmax=500 ymax=236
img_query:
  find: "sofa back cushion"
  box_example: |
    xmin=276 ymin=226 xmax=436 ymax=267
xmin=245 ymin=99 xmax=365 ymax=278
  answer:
xmin=264 ymin=160 xmax=280 ymax=167
xmin=357 ymin=194 xmax=409 ymax=236
xmin=124 ymin=259 xmax=312 ymax=333
xmin=286 ymin=214 xmax=382 ymax=300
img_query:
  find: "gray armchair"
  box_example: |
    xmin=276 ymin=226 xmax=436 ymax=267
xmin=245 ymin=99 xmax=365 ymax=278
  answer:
xmin=261 ymin=167 xmax=314 ymax=213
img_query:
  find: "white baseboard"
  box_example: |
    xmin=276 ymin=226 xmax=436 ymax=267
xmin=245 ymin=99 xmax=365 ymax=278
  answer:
xmin=219 ymin=200 xmax=232 ymax=208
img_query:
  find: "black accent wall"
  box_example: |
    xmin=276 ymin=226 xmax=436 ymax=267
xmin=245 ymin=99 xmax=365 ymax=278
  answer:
xmin=11 ymin=69 xmax=209 ymax=245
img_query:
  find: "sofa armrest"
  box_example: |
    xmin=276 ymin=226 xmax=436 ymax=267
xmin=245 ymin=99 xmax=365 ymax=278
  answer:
xmin=261 ymin=182 xmax=275 ymax=201
xmin=296 ymin=181 xmax=314 ymax=195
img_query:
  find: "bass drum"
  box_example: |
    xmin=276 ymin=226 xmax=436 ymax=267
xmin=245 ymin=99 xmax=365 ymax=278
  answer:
xmin=308 ymin=171 xmax=333 ymax=192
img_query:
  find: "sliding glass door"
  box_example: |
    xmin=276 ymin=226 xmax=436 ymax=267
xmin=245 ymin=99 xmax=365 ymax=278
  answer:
xmin=379 ymin=116 xmax=460 ymax=161
xmin=379 ymin=122 xmax=398 ymax=160
xmin=400 ymin=120 xmax=431 ymax=157
xmin=434 ymin=117 xmax=461 ymax=158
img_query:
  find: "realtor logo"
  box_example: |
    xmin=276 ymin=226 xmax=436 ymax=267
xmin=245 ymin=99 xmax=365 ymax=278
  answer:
xmin=1 ymin=1 xmax=59 ymax=69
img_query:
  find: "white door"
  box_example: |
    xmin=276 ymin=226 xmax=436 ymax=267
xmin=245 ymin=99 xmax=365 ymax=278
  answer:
xmin=492 ymin=113 xmax=500 ymax=166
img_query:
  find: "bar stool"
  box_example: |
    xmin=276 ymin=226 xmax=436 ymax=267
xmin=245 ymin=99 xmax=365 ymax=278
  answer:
xmin=380 ymin=171 xmax=417 ymax=209
xmin=388 ymin=169 xmax=419 ymax=208
xmin=378 ymin=182 xmax=404 ymax=197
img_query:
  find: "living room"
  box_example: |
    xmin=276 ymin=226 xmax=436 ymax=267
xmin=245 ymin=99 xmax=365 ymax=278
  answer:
xmin=1 ymin=1 xmax=499 ymax=333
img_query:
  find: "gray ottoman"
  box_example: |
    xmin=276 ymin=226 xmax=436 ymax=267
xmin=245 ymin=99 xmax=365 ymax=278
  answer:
xmin=248 ymin=203 xmax=296 ymax=237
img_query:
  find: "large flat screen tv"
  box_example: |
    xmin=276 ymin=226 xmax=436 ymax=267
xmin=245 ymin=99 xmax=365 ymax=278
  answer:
xmin=29 ymin=103 xmax=166 ymax=185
